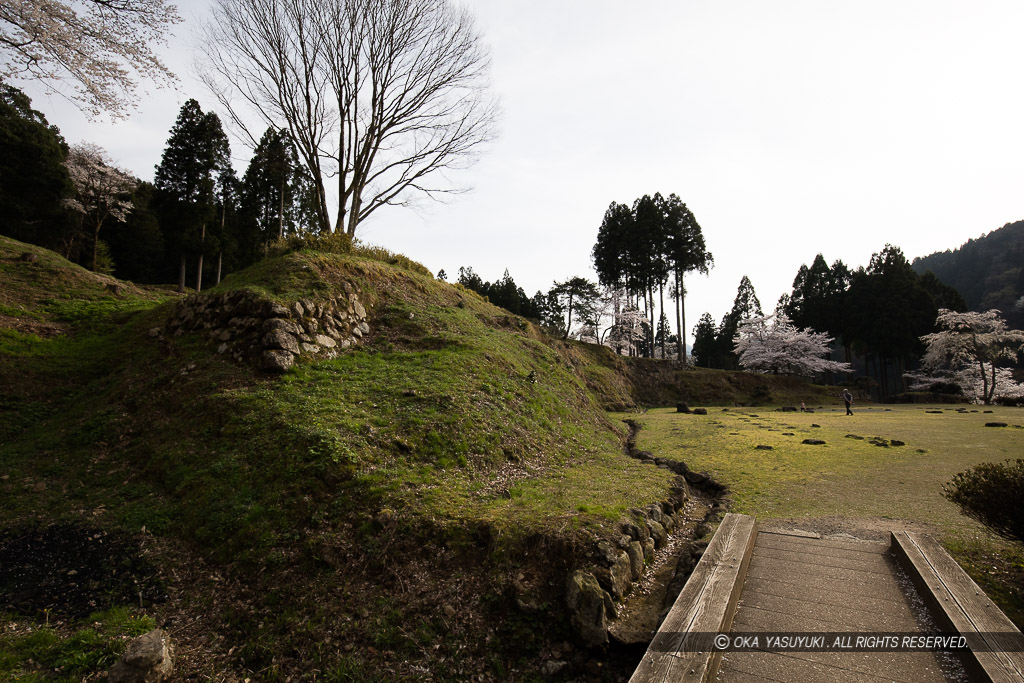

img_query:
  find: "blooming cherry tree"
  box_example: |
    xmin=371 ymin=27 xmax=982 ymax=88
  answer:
xmin=919 ymin=309 xmax=1024 ymax=405
xmin=734 ymin=312 xmax=852 ymax=377
xmin=1 ymin=0 xmax=180 ymax=117
xmin=64 ymin=142 xmax=137 ymax=271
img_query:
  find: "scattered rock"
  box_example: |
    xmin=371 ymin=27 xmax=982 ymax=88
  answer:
xmin=890 ymin=440 xmax=905 ymax=447
xmin=18 ymin=252 xmax=38 ymax=263
xmin=811 ymin=423 xmax=821 ymax=428
xmin=107 ymin=629 xmax=173 ymax=683
xmin=985 ymin=422 xmax=1008 ymax=428
xmin=845 ymin=434 xmax=864 ymax=440
xmin=755 ymin=445 xmax=773 ymax=450
xmin=802 ymin=439 xmax=826 ymax=445
xmin=777 ymin=406 xmax=798 ymax=412
xmin=541 ymin=660 xmax=570 ymax=677
xmin=676 ymin=403 xmax=690 ymax=414
xmin=782 ymin=432 xmax=795 ymax=436
xmin=691 ymin=408 xmax=708 ymax=416
xmin=926 ymin=410 xmax=943 ymax=414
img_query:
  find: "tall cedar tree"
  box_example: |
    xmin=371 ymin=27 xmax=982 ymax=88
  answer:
xmin=238 ymin=127 xmax=317 ymax=264
xmin=153 ymin=100 xmax=233 ymax=292
xmin=716 ymin=275 xmax=763 ymax=369
xmin=592 ymin=193 xmax=711 ymax=358
xmin=691 ymin=312 xmax=718 ymax=368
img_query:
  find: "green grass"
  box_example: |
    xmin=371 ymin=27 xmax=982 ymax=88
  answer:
xmin=626 ymin=403 xmax=1024 ymax=624
xmin=0 ymin=608 xmax=156 ymax=680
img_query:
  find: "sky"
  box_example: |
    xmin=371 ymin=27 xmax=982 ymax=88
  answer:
xmin=17 ymin=0 xmax=1024 ymax=327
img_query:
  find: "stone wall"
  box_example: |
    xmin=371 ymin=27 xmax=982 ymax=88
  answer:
xmin=160 ymin=285 xmax=370 ymax=372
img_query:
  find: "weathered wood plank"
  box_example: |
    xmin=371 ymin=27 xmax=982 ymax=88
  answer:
xmin=630 ymin=513 xmax=758 ymax=683
xmin=755 ymin=532 xmax=887 ymax=556
xmin=751 ymin=545 xmax=889 ymax=575
xmin=891 ymin=530 xmax=1024 ymax=683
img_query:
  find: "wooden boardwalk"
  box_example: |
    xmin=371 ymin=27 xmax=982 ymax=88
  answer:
xmin=717 ymin=530 xmax=948 ymax=682
xmin=631 ymin=514 xmax=1024 ymax=683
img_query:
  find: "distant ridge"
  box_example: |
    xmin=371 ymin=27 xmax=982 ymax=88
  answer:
xmin=912 ymin=220 xmax=1024 ymax=327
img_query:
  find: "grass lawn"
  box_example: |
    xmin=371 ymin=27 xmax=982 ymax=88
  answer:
xmin=623 ymin=403 xmax=1024 ymax=626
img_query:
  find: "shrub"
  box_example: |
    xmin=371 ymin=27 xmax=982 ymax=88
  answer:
xmin=943 ymin=459 xmax=1024 ymax=544
xmin=268 ymin=231 xmax=353 ymax=257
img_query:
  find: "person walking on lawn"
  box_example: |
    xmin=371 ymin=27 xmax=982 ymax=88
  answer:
xmin=843 ymin=389 xmax=854 ymax=416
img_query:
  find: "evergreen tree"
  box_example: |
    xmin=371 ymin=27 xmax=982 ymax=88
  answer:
xmin=716 ymin=275 xmax=763 ymax=369
xmin=153 ymin=99 xmax=233 ymax=292
xmin=691 ymin=312 xmax=718 ymax=368
xmin=105 ymin=181 xmax=164 ymax=282
xmin=0 ymin=83 xmax=73 ymax=250
xmin=660 ymin=193 xmax=712 ymax=363
xmin=845 ymin=245 xmax=937 ymax=399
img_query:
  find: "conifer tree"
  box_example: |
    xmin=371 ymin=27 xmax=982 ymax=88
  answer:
xmin=153 ymin=99 xmax=233 ymax=292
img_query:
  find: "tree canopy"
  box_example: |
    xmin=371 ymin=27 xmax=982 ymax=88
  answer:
xmin=0 ymin=0 xmax=180 ymax=117
xmin=734 ymin=312 xmax=852 ymax=377
xmin=199 ymin=0 xmax=498 ymax=236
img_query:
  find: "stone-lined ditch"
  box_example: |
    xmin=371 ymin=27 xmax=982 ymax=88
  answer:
xmin=559 ymin=419 xmax=731 ymax=679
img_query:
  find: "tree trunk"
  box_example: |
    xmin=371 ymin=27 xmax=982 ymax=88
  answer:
xmin=177 ymin=254 xmax=186 ymax=293
xmin=564 ymin=292 xmax=573 ymax=340
xmin=675 ymin=269 xmax=685 ymax=365
xmin=216 ymin=251 xmax=223 ymax=285
xmin=658 ymin=282 xmax=666 ymax=359
xmin=91 ymin=220 xmax=100 ymax=272
xmin=980 ymin=359 xmax=991 ymax=405
xmin=279 ymin=177 xmax=286 ymax=239
xmin=196 ymin=221 xmax=206 ymax=293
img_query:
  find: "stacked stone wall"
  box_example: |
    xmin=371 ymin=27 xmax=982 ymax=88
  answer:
xmin=159 ymin=285 xmax=370 ymax=371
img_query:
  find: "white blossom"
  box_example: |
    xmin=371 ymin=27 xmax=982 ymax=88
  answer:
xmin=919 ymin=309 xmax=1024 ymax=405
xmin=734 ymin=312 xmax=851 ymax=377
xmin=64 ymin=142 xmax=137 ymax=270
xmin=0 ymin=0 xmax=180 ymax=118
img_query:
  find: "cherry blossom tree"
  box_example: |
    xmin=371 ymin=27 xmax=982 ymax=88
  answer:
xmin=1 ymin=0 xmax=180 ymax=118
xmin=734 ymin=312 xmax=852 ymax=377
xmin=64 ymin=142 xmax=137 ymax=271
xmin=919 ymin=309 xmax=1024 ymax=405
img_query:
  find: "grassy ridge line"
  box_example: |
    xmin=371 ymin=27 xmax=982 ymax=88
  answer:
xmin=0 ymin=243 xmax=677 ymax=560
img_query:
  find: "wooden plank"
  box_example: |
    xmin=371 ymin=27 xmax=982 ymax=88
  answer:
xmin=891 ymin=531 xmax=1024 ymax=683
xmin=720 ymin=650 xmax=947 ymax=683
xmin=744 ymin=561 xmax=908 ymax=603
xmin=741 ymin=575 xmax=906 ymax=616
xmin=752 ymin=545 xmax=889 ymax=575
xmin=630 ymin=513 xmax=758 ymax=683
xmin=755 ymin=532 xmax=887 ymax=556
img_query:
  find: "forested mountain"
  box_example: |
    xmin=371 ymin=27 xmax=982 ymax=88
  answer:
xmin=912 ymin=221 xmax=1024 ymax=328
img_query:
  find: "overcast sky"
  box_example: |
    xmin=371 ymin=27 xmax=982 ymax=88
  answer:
xmin=20 ymin=0 xmax=1024 ymax=326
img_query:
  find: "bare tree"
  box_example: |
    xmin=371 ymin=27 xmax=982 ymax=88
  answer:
xmin=64 ymin=142 xmax=137 ymax=271
xmin=199 ymin=0 xmax=498 ymax=236
xmin=0 ymin=0 xmax=180 ymax=118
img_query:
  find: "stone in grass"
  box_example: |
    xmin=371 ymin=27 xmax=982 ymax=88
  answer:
xmin=676 ymin=403 xmax=691 ymax=414
xmin=262 ymin=349 xmax=294 ymax=372
xmin=802 ymin=439 xmax=826 ymax=445
xmin=926 ymin=410 xmax=943 ymax=414
xmin=108 ymin=629 xmax=173 ymax=682
xmin=890 ymin=440 xmax=905 ymax=447
xmin=845 ymin=434 xmax=865 ymax=440
xmin=755 ymin=445 xmax=774 ymax=450
xmin=782 ymin=432 xmax=795 ymax=436
xmin=692 ymin=408 xmax=708 ymax=415
xmin=811 ymin=423 xmax=821 ymax=428
xmin=985 ymin=422 xmax=1008 ymax=428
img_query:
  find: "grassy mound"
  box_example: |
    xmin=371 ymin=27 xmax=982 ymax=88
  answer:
xmin=0 ymin=239 xmax=680 ymax=679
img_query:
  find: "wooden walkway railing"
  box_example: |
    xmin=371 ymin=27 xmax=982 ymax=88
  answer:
xmin=631 ymin=517 xmax=1024 ymax=683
